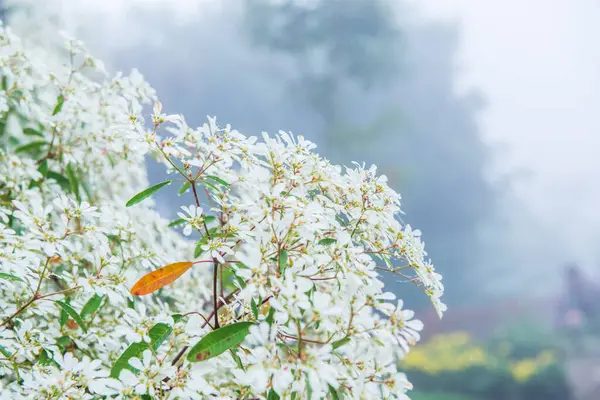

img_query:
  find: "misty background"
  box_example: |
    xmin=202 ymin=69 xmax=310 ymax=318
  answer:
xmin=8 ymin=0 xmax=600 ymax=309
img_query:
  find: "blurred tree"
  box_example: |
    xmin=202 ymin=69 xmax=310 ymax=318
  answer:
xmin=242 ymin=0 xmax=496 ymax=306
xmin=244 ymin=0 xmax=401 ymax=155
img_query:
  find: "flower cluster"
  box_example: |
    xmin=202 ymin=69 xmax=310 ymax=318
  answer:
xmin=0 ymin=19 xmax=444 ymax=400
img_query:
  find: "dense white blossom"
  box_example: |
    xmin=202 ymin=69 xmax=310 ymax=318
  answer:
xmin=0 ymin=15 xmax=445 ymax=400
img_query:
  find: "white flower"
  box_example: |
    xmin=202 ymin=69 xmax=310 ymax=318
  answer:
xmin=177 ymin=204 xmax=204 ymax=236
xmin=152 ymin=100 xmax=181 ymax=125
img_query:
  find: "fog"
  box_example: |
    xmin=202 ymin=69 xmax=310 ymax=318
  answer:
xmin=418 ymin=0 xmax=600 ymax=285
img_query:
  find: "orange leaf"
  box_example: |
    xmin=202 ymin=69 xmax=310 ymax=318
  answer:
xmin=130 ymin=261 xmax=194 ymax=296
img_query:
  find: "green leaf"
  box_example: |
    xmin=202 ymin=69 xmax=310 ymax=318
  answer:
xmin=265 ymin=306 xmax=276 ymax=325
xmin=318 ymin=238 xmax=337 ymax=246
xmin=332 ymin=337 xmax=350 ymax=350
xmin=47 ymin=171 xmax=70 ymax=190
xmin=37 ymin=159 xmax=48 ymax=178
xmin=230 ymin=348 xmax=245 ymax=370
xmin=148 ymin=323 xmax=173 ymax=350
xmin=55 ymin=300 xmax=87 ymax=333
xmin=110 ymin=323 xmax=173 ymax=378
xmin=23 ymin=127 xmax=44 ymax=137
xmin=204 ymin=215 xmax=217 ymax=224
xmin=59 ymin=297 xmax=71 ymax=326
xmin=15 ymin=141 xmax=47 ymax=154
xmin=178 ymin=182 xmax=191 ymax=196
xmin=80 ymin=294 xmax=103 ymax=320
xmin=52 ymin=94 xmax=65 ymax=115
xmin=206 ymin=175 xmax=229 ymax=186
xmin=202 ymin=180 xmax=221 ymax=192
xmin=80 ymin=179 xmax=94 ymax=202
xmin=251 ymin=298 xmax=259 ymax=319
xmin=194 ymin=241 xmax=204 ymax=258
xmin=126 ymin=180 xmax=172 ymax=207
xmin=168 ymin=218 xmax=186 ymax=228
xmin=1 ymin=76 xmax=7 ymax=91
xmin=110 ymin=342 xmax=147 ymax=377
xmin=306 ymin=372 xmax=313 ymax=400
xmin=56 ymin=336 xmax=72 ymax=350
xmin=279 ymin=249 xmax=288 ymax=275
xmin=66 ymin=163 xmax=81 ymax=202
xmin=0 ymin=272 xmax=23 ymax=282
xmin=328 ymin=385 xmax=340 ymax=400
xmin=267 ymin=389 xmax=281 ymax=400
xmin=172 ymin=314 xmax=183 ymax=323
xmin=187 ymin=322 xmax=253 ymax=362
xmin=0 ymin=344 xmax=12 ymax=358
xmin=38 ymin=349 xmax=56 ymax=366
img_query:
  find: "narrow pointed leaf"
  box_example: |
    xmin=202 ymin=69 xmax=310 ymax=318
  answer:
xmin=38 ymin=349 xmax=57 ymax=366
xmin=52 ymin=94 xmax=65 ymax=115
xmin=230 ymin=348 xmax=245 ymax=370
xmin=0 ymin=344 xmax=12 ymax=358
xmin=178 ymin=182 xmax=191 ymax=196
xmin=187 ymin=322 xmax=253 ymax=362
xmin=172 ymin=314 xmax=184 ymax=323
xmin=47 ymin=171 xmax=70 ymax=190
xmin=15 ymin=141 xmax=47 ymax=154
xmin=328 ymin=385 xmax=340 ymax=400
xmin=130 ymin=261 xmax=193 ymax=296
xmin=265 ymin=306 xmax=276 ymax=325
xmin=168 ymin=218 xmax=186 ymax=228
xmin=332 ymin=337 xmax=350 ymax=350
xmin=202 ymin=180 xmax=221 ymax=192
xmin=23 ymin=127 xmax=44 ymax=137
xmin=318 ymin=238 xmax=337 ymax=246
xmin=148 ymin=323 xmax=173 ymax=349
xmin=55 ymin=301 xmax=87 ymax=333
xmin=80 ymin=294 xmax=103 ymax=320
xmin=37 ymin=159 xmax=48 ymax=178
xmin=204 ymin=215 xmax=217 ymax=224
xmin=194 ymin=242 xmax=204 ymax=258
xmin=206 ymin=175 xmax=229 ymax=186
xmin=279 ymin=249 xmax=288 ymax=275
xmin=126 ymin=180 xmax=172 ymax=207
xmin=109 ymin=342 xmax=147 ymax=378
xmin=251 ymin=298 xmax=259 ymax=319
xmin=110 ymin=323 xmax=172 ymax=378
xmin=59 ymin=297 xmax=71 ymax=326
xmin=268 ymin=389 xmax=281 ymax=400
xmin=66 ymin=163 xmax=80 ymax=202
xmin=0 ymin=272 xmax=23 ymax=282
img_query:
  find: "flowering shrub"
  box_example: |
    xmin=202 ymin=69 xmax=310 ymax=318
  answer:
xmin=0 ymin=21 xmax=444 ymax=400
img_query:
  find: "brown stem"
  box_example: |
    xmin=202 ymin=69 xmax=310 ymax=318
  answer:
xmin=182 ymin=311 xmax=214 ymax=329
xmin=38 ymin=286 xmax=81 ymax=300
xmin=1 ymin=258 xmax=50 ymax=327
xmin=279 ymin=333 xmax=331 ymax=345
xmin=212 ymin=262 xmax=220 ymax=328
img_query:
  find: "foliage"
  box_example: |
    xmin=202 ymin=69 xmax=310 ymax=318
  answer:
xmin=0 ymin=19 xmax=444 ymax=400
xmin=410 ymin=392 xmax=474 ymax=400
xmin=403 ymin=332 xmax=572 ymax=400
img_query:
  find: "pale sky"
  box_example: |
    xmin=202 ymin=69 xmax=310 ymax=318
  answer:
xmin=416 ymin=0 xmax=600 ymax=275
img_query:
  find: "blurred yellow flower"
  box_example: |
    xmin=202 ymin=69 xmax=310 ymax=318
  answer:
xmin=402 ymin=332 xmax=489 ymax=373
xmin=511 ymin=350 xmax=556 ymax=382
xmin=402 ymin=332 xmax=557 ymax=383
